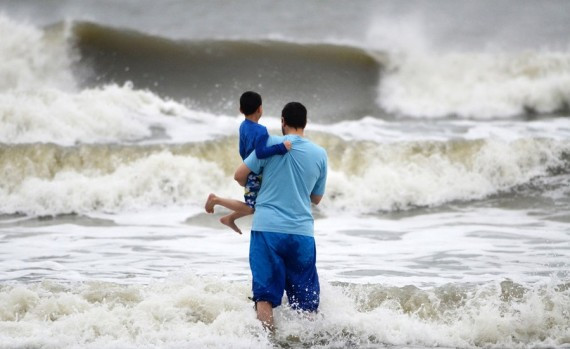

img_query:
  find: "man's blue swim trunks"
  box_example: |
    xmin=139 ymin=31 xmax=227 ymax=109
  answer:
xmin=244 ymin=172 xmax=262 ymax=208
xmin=249 ymin=230 xmax=319 ymax=312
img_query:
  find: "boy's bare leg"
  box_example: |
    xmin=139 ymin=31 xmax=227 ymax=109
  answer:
xmin=256 ymin=301 xmax=275 ymax=332
xmin=205 ymin=193 xmax=254 ymax=214
xmin=220 ymin=211 xmax=250 ymax=234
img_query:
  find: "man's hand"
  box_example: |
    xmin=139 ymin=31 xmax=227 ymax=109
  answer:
xmin=283 ymin=140 xmax=292 ymax=151
xmin=234 ymin=163 xmax=252 ymax=187
xmin=310 ymin=194 xmax=322 ymax=205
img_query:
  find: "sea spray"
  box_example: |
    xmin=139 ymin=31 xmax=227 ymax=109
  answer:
xmin=0 ymin=15 xmax=75 ymax=92
xmin=378 ymin=51 xmax=570 ymax=118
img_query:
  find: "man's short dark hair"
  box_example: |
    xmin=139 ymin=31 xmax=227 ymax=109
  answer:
xmin=282 ymin=102 xmax=307 ymax=129
xmin=240 ymin=91 xmax=262 ymax=115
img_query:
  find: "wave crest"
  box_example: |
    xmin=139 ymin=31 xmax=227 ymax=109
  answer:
xmin=0 ymin=15 xmax=75 ymax=92
xmin=379 ymin=51 xmax=570 ymax=118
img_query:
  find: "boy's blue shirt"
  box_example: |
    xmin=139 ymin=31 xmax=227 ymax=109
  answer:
xmin=239 ymin=119 xmax=287 ymax=160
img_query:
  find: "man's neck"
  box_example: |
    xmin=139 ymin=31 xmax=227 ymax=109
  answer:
xmin=284 ymin=127 xmax=304 ymax=137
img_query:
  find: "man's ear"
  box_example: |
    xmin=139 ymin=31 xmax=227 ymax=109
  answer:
xmin=281 ymin=117 xmax=285 ymax=127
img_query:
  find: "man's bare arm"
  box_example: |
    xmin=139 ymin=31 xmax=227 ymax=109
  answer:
xmin=310 ymin=194 xmax=323 ymax=205
xmin=234 ymin=162 xmax=252 ymax=187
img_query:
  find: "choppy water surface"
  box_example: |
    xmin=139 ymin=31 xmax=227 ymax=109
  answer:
xmin=0 ymin=1 xmax=569 ymax=348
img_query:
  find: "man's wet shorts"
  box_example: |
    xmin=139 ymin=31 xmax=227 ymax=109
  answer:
xmin=249 ymin=230 xmax=320 ymax=312
xmin=244 ymin=173 xmax=262 ymax=208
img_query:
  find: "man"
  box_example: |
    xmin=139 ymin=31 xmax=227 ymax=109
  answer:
xmin=234 ymin=101 xmax=328 ymax=331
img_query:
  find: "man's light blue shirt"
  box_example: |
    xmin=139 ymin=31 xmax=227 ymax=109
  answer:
xmin=244 ymin=134 xmax=328 ymax=237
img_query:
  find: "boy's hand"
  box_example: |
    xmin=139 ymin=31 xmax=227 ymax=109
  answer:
xmin=284 ymin=140 xmax=292 ymax=151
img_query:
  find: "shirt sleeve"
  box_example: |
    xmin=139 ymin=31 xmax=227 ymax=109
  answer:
xmin=244 ymin=148 xmax=267 ymax=175
xmin=239 ymin=134 xmax=246 ymax=160
xmin=311 ymin=151 xmax=328 ymax=196
xmin=254 ymin=129 xmax=287 ymax=159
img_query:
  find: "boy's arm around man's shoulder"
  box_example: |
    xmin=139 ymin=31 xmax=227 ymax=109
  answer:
xmin=254 ymin=132 xmax=289 ymax=159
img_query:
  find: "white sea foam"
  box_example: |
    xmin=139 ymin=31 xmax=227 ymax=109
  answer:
xmin=366 ymin=12 xmax=570 ymax=119
xmin=0 ymin=276 xmax=567 ymax=349
xmin=0 ymin=137 xmax=567 ymax=216
xmin=0 ymin=15 xmax=75 ymax=92
xmin=0 ymin=151 xmax=240 ymax=216
xmin=310 ymin=116 xmax=570 ymax=143
xmin=319 ymin=137 xmax=569 ymax=214
xmin=0 ymin=15 xmax=241 ymax=145
xmin=0 ymin=83 xmax=242 ymax=145
xmin=378 ymin=50 xmax=570 ymax=118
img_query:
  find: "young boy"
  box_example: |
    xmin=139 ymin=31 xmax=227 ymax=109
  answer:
xmin=205 ymin=91 xmax=291 ymax=234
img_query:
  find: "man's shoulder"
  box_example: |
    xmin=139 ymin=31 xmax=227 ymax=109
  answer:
xmin=266 ymin=135 xmax=285 ymax=146
xmin=313 ymin=141 xmax=326 ymax=153
xmin=304 ymin=139 xmax=327 ymax=157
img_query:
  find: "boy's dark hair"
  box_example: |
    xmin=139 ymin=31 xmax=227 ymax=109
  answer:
xmin=240 ymin=91 xmax=262 ymax=115
xmin=282 ymin=102 xmax=307 ymax=129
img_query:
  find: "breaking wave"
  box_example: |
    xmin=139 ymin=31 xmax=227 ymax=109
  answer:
xmin=0 ymin=276 xmax=568 ymax=348
xmin=0 ymin=137 xmax=567 ymax=216
xmin=378 ymin=50 xmax=570 ymax=119
xmin=3 ymin=14 xmax=570 ymax=125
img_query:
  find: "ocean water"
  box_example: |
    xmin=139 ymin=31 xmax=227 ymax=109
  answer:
xmin=0 ymin=1 xmax=569 ymax=348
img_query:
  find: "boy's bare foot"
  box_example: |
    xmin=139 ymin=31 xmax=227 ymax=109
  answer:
xmin=205 ymin=193 xmax=217 ymax=213
xmin=220 ymin=215 xmax=242 ymax=234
